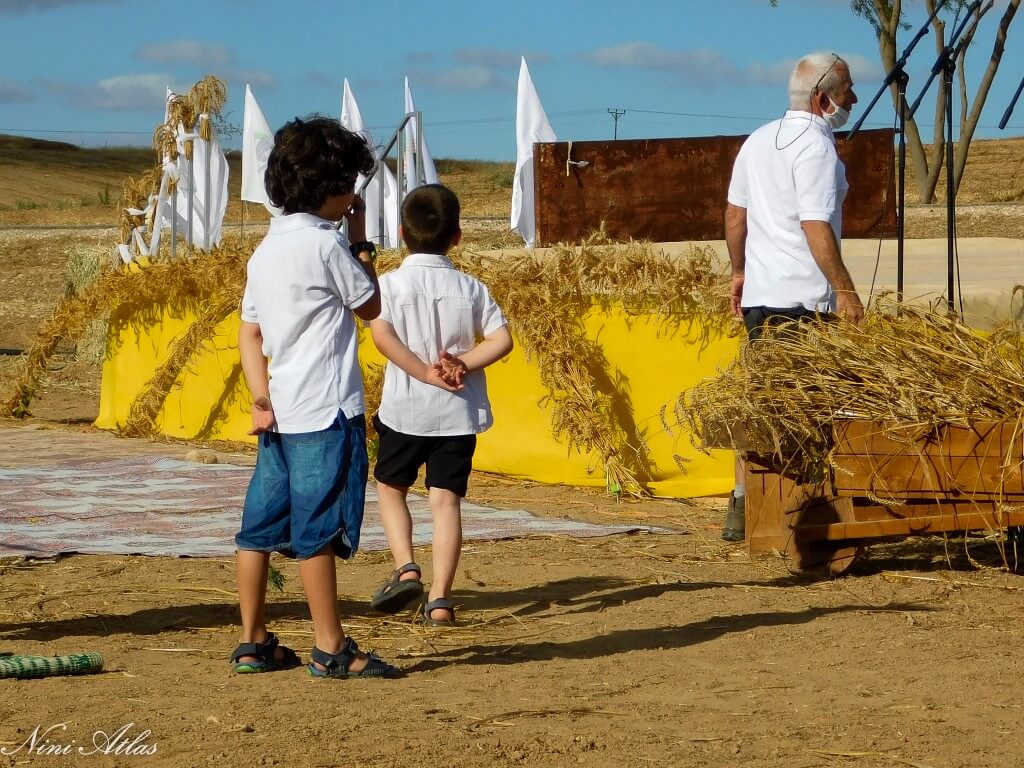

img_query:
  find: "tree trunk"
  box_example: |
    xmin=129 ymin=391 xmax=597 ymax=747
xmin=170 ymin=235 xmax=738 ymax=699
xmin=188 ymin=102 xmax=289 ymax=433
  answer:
xmin=953 ymin=0 xmax=1020 ymax=197
xmin=921 ymin=6 xmax=948 ymax=203
xmin=873 ymin=0 xmax=932 ymax=202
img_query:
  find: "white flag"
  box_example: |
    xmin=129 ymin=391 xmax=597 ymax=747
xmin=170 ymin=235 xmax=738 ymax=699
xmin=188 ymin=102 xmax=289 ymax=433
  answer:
xmin=241 ymin=85 xmax=281 ymax=216
xmin=403 ymin=77 xmax=439 ymax=193
xmin=341 ymin=79 xmax=400 ymax=248
xmin=511 ymin=57 xmax=556 ymax=248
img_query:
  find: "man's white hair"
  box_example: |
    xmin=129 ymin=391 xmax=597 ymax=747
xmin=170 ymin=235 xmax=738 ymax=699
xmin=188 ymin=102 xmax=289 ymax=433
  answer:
xmin=788 ymin=52 xmax=846 ymax=110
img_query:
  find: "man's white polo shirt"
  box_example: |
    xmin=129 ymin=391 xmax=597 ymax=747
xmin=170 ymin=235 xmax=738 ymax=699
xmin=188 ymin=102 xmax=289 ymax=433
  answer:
xmin=376 ymin=253 xmax=507 ymax=437
xmin=240 ymin=213 xmax=375 ymax=433
xmin=727 ymin=110 xmax=849 ymax=312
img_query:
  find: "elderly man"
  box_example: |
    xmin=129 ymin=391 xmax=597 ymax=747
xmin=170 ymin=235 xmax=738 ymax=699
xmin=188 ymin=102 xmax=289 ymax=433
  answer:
xmin=721 ymin=52 xmax=865 ymax=542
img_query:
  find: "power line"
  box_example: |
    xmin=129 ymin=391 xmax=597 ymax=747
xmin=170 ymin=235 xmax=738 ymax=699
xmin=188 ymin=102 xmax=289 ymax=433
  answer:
xmin=0 ymin=127 xmax=152 ymax=135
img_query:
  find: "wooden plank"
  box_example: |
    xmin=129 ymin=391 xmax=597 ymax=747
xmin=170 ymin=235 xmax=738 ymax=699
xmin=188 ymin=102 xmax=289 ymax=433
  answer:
xmin=797 ymin=507 xmax=1024 ymax=540
xmin=746 ymin=459 xmax=832 ymax=555
xmin=843 ymin=498 xmax=1024 ymax=521
xmin=832 ymin=453 xmax=1024 ymax=495
xmin=832 ymin=420 xmax=1024 ymax=459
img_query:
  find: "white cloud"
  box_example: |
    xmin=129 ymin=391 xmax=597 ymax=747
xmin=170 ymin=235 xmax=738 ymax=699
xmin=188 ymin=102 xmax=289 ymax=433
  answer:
xmin=0 ymin=77 xmax=34 ymax=103
xmin=585 ymin=43 xmax=743 ymax=85
xmin=45 ymin=74 xmax=173 ymax=111
xmin=418 ymin=66 xmax=508 ymax=91
xmin=136 ymin=40 xmax=230 ymax=67
xmin=455 ymin=48 xmax=550 ymax=68
xmin=221 ymin=68 xmax=277 ymax=90
xmin=584 ymin=43 xmax=883 ymax=88
xmin=841 ymin=52 xmax=884 ymax=84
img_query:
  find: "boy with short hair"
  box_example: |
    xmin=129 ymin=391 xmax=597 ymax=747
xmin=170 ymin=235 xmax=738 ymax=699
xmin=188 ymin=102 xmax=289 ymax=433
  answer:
xmin=368 ymin=184 xmax=513 ymax=624
xmin=232 ymin=115 xmax=399 ymax=678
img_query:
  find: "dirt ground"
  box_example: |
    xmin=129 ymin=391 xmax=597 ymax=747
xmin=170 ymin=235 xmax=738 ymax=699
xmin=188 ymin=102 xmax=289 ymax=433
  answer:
xmin=2 ymin=428 xmax=1024 ymax=768
xmin=3 ymin=213 xmax=1024 ymax=768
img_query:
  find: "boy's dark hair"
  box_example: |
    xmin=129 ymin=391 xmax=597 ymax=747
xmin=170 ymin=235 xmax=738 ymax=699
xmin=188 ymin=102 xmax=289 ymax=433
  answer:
xmin=401 ymin=184 xmax=460 ymax=254
xmin=265 ymin=115 xmax=375 ymax=215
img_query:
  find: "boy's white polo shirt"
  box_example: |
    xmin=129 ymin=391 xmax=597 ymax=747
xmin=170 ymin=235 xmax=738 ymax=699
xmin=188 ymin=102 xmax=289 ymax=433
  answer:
xmin=727 ymin=110 xmax=848 ymax=312
xmin=376 ymin=252 xmax=507 ymax=437
xmin=240 ymin=213 xmax=375 ymax=433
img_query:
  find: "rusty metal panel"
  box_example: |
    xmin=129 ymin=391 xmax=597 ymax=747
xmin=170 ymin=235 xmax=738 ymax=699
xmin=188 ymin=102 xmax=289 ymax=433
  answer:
xmin=533 ymin=129 xmax=896 ymax=246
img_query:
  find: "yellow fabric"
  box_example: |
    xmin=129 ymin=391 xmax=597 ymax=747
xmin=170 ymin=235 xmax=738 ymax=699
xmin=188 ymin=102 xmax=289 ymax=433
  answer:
xmin=95 ymin=303 xmax=738 ymax=498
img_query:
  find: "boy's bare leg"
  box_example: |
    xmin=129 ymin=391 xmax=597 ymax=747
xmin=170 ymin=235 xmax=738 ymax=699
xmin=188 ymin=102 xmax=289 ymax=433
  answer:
xmin=426 ymin=487 xmax=462 ymax=622
xmin=236 ymin=549 xmax=277 ymax=663
xmin=377 ymin=482 xmax=419 ymax=582
xmin=299 ymin=546 xmax=369 ymax=673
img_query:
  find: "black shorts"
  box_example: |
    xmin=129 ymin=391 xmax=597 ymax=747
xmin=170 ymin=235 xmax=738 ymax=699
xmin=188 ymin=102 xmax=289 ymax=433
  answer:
xmin=372 ymin=414 xmax=477 ymax=498
xmin=742 ymin=305 xmax=824 ymax=342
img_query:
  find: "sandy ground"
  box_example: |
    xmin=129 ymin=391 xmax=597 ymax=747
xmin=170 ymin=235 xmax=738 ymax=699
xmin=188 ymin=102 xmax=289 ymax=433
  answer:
xmin=3 ymin=219 xmax=1024 ymax=768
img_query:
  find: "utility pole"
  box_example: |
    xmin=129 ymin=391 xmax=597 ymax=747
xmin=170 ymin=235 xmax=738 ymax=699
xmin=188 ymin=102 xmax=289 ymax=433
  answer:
xmin=607 ymin=108 xmax=626 ymax=140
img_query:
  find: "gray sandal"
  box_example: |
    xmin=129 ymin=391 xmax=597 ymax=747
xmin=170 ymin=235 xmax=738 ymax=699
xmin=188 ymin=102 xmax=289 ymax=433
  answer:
xmin=370 ymin=562 xmax=423 ymax=613
xmin=422 ymin=597 xmax=456 ymax=627
xmin=307 ymin=637 xmax=401 ymax=679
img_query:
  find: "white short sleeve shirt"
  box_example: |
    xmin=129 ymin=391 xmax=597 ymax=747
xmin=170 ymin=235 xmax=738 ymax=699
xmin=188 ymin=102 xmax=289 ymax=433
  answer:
xmin=240 ymin=212 xmax=375 ymax=433
xmin=727 ymin=110 xmax=848 ymax=312
xmin=375 ymin=253 xmax=508 ymax=437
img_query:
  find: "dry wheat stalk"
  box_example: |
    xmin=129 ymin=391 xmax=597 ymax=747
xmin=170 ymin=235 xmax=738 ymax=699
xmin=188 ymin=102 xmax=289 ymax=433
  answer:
xmin=680 ymin=298 xmax=1024 ymax=476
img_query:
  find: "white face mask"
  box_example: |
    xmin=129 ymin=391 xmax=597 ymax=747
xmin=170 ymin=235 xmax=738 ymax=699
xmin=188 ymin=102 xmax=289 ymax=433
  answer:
xmin=824 ymin=96 xmax=850 ymax=130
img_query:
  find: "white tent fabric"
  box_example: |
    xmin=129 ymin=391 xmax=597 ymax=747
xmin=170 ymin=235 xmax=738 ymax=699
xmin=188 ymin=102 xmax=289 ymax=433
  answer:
xmin=241 ymin=85 xmax=282 ymax=217
xmin=340 ymin=79 xmax=400 ymax=248
xmin=184 ymin=116 xmax=230 ymax=249
xmin=164 ymin=120 xmax=229 ymax=250
xmin=511 ymin=57 xmax=556 ymax=248
xmin=403 ymin=78 xmax=439 ymax=193
xmin=117 ymin=88 xmax=229 ymax=262
xmin=115 ymin=89 xmax=174 ymax=263
xmin=148 ymin=88 xmax=179 ymax=259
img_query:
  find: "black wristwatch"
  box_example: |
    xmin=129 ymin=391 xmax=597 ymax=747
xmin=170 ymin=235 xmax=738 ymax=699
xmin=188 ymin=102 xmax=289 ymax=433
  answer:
xmin=350 ymin=240 xmax=377 ymax=262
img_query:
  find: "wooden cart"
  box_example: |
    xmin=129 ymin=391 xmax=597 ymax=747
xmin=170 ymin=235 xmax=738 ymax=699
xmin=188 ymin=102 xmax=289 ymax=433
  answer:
xmin=745 ymin=420 xmax=1024 ymax=574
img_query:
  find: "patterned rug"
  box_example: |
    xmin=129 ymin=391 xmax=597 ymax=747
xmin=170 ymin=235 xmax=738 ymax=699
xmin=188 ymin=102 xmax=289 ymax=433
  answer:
xmin=0 ymin=457 xmax=658 ymax=558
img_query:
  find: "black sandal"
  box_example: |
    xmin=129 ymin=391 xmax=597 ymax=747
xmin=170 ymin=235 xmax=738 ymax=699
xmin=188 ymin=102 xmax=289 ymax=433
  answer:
xmin=422 ymin=597 xmax=456 ymax=627
xmin=307 ymin=637 xmax=401 ymax=679
xmin=369 ymin=562 xmax=423 ymax=613
xmin=230 ymin=632 xmax=301 ymax=674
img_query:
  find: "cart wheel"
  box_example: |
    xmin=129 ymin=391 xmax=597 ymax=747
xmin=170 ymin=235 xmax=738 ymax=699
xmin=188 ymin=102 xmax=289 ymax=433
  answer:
xmin=792 ymin=540 xmax=864 ymax=577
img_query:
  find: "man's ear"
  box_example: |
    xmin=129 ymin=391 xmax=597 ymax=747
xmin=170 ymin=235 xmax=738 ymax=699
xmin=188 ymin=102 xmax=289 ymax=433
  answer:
xmin=812 ymin=89 xmax=830 ymax=116
xmin=452 ymin=227 xmax=462 ymax=246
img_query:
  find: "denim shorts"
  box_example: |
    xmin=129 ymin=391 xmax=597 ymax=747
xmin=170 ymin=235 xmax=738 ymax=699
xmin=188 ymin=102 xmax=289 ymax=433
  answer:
xmin=236 ymin=412 xmax=368 ymax=560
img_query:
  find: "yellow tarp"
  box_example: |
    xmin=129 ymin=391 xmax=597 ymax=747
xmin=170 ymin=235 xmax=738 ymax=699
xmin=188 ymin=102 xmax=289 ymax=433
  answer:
xmin=95 ymin=303 xmax=738 ymax=497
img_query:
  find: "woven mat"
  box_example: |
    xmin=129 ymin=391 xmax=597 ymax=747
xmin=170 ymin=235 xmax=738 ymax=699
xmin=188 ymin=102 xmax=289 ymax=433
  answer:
xmin=0 ymin=457 xmax=659 ymax=558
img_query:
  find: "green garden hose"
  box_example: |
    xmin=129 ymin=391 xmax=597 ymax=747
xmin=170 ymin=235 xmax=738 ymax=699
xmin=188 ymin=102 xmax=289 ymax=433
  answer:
xmin=0 ymin=652 xmax=103 ymax=679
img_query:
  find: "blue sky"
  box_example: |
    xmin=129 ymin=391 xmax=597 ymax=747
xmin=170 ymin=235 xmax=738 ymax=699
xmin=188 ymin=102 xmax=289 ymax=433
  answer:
xmin=2 ymin=0 xmax=1023 ymax=160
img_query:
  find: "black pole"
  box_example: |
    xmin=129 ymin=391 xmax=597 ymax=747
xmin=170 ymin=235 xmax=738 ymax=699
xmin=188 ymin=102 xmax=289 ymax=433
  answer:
xmin=906 ymin=2 xmax=981 ymax=122
xmin=998 ymin=71 xmax=1024 ymax=129
xmin=904 ymin=2 xmax=982 ymax=315
xmin=846 ymin=0 xmax=945 ymax=141
xmin=944 ymin=54 xmax=956 ymax=313
xmin=845 ymin=0 xmax=952 ymax=306
xmin=895 ymin=71 xmax=909 ymax=304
